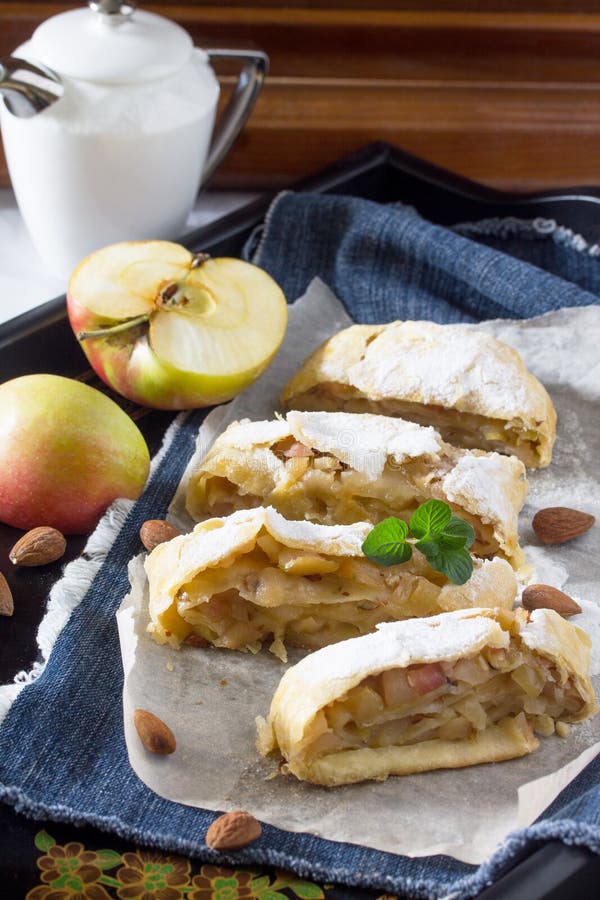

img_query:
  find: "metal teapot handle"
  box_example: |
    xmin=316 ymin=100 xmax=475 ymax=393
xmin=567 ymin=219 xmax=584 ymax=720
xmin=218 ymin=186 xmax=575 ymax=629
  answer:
xmin=0 ymin=57 xmax=63 ymax=118
xmin=202 ymin=48 xmax=268 ymax=186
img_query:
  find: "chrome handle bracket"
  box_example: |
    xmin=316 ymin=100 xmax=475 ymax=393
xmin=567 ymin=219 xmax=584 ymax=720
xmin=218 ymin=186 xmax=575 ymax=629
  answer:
xmin=202 ymin=48 xmax=268 ymax=186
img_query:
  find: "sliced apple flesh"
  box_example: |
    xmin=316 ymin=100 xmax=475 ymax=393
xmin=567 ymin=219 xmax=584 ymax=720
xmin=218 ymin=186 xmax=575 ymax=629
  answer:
xmin=67 ymin=241 xmax=288 ymax=409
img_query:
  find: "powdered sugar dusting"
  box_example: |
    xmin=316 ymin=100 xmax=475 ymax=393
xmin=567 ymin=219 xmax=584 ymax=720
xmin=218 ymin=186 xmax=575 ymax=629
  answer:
xmin=215 ymin=418 xmax=290 ymax=449
xmin=287 ymin=409 xmax=443 ymax=477
xmin=439 ymin=557 xmax=516 ymax=609
xmin=575 ymin=599 xmax=600 ymax=675
xmin=349 ymin=321 xmax=550 ymax=422
xmin=281 ymin=609 xmax=508 ymax=696
xmin=264 ymin=505 xmax=369 ymax=556
xmin=521 ymin=546 xmax=569 ymax=592
xmin=443 ymin=454 xmax=526 ymax=531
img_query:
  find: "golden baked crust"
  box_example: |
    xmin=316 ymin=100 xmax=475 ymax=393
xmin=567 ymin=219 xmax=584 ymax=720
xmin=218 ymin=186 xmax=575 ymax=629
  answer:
xmin=145 ymin=507 xmax=517 ymax=661
xmin=185 ymin=411 xmax=528 ymax=572
xmin=281 ymin=321 xmax=556 ymax=468
xmin=257 ymin=607 xmax=597 ymax=784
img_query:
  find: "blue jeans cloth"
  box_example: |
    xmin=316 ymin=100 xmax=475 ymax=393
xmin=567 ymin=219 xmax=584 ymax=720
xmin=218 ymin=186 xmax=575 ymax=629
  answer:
xmin=247 ymin=193 xmax=600 ymax=320
xmin=1 ymin=192 xmax=599 ymax=900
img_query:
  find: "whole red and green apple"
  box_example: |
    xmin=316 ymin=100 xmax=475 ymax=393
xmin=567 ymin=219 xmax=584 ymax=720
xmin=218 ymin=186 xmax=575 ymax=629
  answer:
xmin=0 ymin=374 xmax=150 ymax=534
xmin=67 ymin=241 xmax=288 ymax=410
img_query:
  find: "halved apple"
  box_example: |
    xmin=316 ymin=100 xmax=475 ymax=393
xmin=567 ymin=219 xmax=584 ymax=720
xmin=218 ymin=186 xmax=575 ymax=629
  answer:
xmin=67 ymin=241 xmax=288 ymax=409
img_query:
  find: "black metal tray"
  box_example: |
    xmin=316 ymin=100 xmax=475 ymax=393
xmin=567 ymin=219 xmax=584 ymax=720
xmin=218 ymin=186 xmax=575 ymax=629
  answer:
xmin=1 ymin=142 xmax=599 ymax=899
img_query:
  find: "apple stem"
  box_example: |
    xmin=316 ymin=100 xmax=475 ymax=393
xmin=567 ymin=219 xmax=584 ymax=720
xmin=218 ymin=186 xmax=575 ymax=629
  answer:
xmin=77 ymin=314 xmax=150 ymax=341
xmin=191 ymin=252 xmax=211 ymax=269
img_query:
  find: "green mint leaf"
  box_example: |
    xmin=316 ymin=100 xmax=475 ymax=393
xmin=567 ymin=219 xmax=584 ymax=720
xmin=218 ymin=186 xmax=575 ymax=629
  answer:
xmin=427 ymin=529 xmax=472 ymax=553
xmin=444 ymin=515 xmax=476 ymax=549
xmin=409 ymin=499 xmax=452 ymax=540
xmin=439 ymin=547 xmax=474 ymax=585
xmin=414 ymin=537 xmax=443 ymax=564
xmin=417 ymin=537 xmax=474 ymax=585
xmin=362 ymin=517 xmax=412 ymax=567
xmin=429 ymin=532 xmax=465 ymax=552
xmin=421 ymin=515 xmax=476 ymax=554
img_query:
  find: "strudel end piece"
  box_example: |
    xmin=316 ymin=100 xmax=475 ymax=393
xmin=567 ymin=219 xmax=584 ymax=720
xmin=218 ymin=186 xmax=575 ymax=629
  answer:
xmin=185 ymin=410 xmax=528 ymax=571
xmin=145 ymin=507 xmax=517 ymax=661
xmin=280 ymin=321 xmax=556 ymax=468
xmin=257 ymin=607 xmax=596 ymax=785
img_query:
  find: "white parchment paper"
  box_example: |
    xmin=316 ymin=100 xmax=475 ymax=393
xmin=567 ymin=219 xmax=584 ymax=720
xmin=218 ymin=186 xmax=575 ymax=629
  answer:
xmin=117 ymin=280 xmax=600 ymax=864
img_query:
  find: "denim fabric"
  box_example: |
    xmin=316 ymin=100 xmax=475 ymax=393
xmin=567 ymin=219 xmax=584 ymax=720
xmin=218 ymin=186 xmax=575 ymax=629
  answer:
xmin=454 ymin=216 xmax=600 ymax=298
xmin=1 ymin=190 xmax=599 ymax=900
xmin=248 ymin=193 xmax=600 ymax=321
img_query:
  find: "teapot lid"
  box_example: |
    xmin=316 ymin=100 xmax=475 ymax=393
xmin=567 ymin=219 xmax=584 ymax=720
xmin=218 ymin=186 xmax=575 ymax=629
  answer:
xmin=28 ymin=1 xmax=194 ymax=84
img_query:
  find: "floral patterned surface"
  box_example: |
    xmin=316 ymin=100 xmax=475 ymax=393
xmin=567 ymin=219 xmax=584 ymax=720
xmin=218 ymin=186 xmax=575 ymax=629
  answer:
xmin=26 ymin=831 xmax=397 ymax=900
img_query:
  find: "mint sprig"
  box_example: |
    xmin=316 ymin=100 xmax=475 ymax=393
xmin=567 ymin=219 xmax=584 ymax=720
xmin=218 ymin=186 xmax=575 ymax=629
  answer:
xmin=361 ymin=499 xmax=476 ymax=585
xmin=361 ymin=518 xmax=412 ymax=567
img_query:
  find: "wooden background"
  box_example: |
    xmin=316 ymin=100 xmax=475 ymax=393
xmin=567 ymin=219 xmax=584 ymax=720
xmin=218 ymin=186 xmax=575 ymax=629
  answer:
xmin=2 ymin=1 xmax=600 ymax=192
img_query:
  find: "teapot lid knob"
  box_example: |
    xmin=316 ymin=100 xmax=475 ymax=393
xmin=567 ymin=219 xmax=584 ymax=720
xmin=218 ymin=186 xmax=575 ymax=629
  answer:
xmin=88 ymin=0 xmax=135 ymax=22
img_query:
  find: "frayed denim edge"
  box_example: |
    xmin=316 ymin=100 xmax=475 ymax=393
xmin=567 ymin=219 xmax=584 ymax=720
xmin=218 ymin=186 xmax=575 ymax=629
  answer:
xmin=248 ymin=191 xmax=292 ymax=267
xmin=1 ymin=782 xmax=598 ymax=900
xmin=454 ymin=216 xmax=600 ymax=258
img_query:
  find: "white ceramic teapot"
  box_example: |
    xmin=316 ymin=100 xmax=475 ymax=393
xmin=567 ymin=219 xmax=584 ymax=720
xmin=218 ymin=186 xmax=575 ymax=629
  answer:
xmin=0 ymin=0 xmax=267 ymax=277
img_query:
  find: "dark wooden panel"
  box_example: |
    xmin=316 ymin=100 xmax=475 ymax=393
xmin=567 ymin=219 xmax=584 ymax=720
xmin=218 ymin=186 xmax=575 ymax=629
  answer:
xmin=2 ymin=3 xmax=600 ymax=191
xmin=210 ymin=79 xmax=600 ymax=191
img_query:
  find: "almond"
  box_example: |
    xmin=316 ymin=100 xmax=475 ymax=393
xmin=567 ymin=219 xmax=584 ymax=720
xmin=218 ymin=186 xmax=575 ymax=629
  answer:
xmin=9 ymin=526 xmax=66 ymax=566
xmin=205 ymin=810 xmax=262 ymax=850
xmin=133 ymin=709 xmax=176 ymax=755
xmin=522 ymin=584 xmax=582 ymax=617
xmin=140 ymin=519 xmax=181 ymax=552
xmin=0 ymin=573 xmax=14 ymax=616
xmin=532 ymin=507 xmax=595 ymax=545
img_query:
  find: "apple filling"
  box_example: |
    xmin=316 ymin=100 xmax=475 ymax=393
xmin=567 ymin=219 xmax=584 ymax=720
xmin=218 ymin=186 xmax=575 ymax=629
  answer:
xmin=286 ymin=384 xmax=542 ymax=468
xmin=257 ymin=606 xmax=596 ymax=784
xmin=161 ymin=533 xmax=497 ymax=662
xmin=299 ymin=646 xmax=585 ymax=765
xmin=188 ymin=439 xmax=508 ymax=562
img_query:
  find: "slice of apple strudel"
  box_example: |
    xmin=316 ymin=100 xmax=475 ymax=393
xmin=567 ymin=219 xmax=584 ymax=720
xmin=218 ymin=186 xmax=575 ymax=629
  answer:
xmin=185 ymin=410 xmax=528 ymax=572
xmin=257 ymin=607 xmax=596 ymax=785
xmin=280 ymin=321 xmax=556 ymax=468
xmin=145 ymin=507 xmax=517 ymax=662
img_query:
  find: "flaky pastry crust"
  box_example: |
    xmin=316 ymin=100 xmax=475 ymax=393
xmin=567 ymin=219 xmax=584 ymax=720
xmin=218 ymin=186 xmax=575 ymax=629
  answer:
xmin=257 ymin=607 xmax=596 ymax=784
xmin=281 ymin=321 xmax=556 ymax=468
